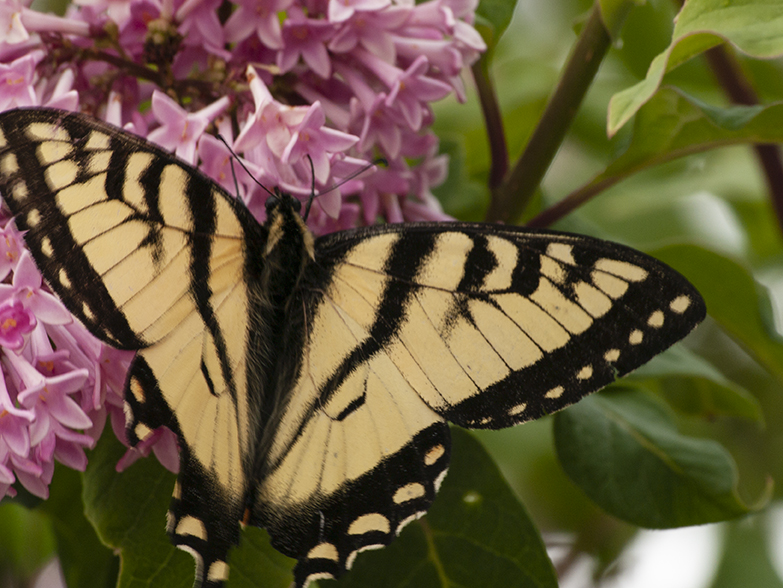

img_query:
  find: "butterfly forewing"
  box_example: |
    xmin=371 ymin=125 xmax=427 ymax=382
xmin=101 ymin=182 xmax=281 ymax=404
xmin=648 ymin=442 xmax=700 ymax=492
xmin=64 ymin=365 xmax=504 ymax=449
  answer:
xmin=0 ymin=109 xmax=264 ymax=588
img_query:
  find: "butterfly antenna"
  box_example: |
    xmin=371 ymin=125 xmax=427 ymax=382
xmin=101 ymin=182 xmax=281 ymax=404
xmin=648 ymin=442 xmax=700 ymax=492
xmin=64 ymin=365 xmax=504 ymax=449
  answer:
xmin=303 ymin=157 xmax=387 ymax=222
xmin=303 ymin=155 xmax=317 ymax=222
xmin=228 ymin=158 xmax=240 ymax=199
xmin=216 ymin=134 xmax=276 ymax=199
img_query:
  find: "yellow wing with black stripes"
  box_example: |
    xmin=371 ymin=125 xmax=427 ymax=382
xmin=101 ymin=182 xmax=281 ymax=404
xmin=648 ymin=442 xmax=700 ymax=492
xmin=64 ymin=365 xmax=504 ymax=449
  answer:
xmin=0 ymin=107 xmax=706 ymax=588
xmin=252 ymin=222 xmax=705 ymax=587
xmin=0 ymin=108 xmax=267 ymax=587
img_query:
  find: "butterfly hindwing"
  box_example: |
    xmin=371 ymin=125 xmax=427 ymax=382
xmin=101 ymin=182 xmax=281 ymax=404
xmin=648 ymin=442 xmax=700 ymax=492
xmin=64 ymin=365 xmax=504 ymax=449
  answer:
xmin=0 ymin=109 xmax=265 ymax=587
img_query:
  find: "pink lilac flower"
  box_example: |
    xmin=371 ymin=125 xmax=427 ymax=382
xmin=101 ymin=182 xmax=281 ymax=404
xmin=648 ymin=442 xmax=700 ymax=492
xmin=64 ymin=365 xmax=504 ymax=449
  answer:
xmin=328 ymin=6 xmax=409 ymax=62
xmin=328 ymin=0 xmax=390 ymax=23
xmin=224 ymin=0 xmax=294 ymax=49
xmin=0 ymin=301 xmax=35 ymax=350
xmin=147 ymin=92 xmax=231 ymax=165
xmin=0 ymin=252 xmax=72 ymax=325
xmin=0 ymin=221 xmax=23 ymax=282
xmin=282 ymin=101 xmax=358 ymax=184
xmin=0 ymin=1 xmax=29 ymax=45
xmin=278 ymin=7 xmax=336 ymax=78
xmin=0 ymin=53 xmax=40 ymax=110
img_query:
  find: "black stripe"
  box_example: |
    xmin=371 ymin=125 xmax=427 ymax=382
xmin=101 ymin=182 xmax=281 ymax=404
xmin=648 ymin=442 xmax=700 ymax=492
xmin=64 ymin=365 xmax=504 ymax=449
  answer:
xmin=0 ymin=111 xmax=146 ymax=349
xmin=201 ymin=359 xmax=217 ymax=397
xmin=457 ymin=233 xmax=495 ymax=291
xmin=335 ymin=392 xmax=366 ymax=421
xmin=315 ymin=231 xmax=439 ymax=406
xmin=185 ymin=174 xmax=237 ymax=403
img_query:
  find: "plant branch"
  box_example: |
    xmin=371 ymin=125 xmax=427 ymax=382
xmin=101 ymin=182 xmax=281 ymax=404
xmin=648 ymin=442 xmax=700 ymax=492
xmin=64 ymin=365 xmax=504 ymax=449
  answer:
xmin=486 ymin=3 xmax=611 ymax=223
xmin=703 ymin=45 xmax=783 ymax=235
xmin=472 ymin=54 xmax=508 ymax=191
xmin=527 ymin=176 xmax=617 ymax=228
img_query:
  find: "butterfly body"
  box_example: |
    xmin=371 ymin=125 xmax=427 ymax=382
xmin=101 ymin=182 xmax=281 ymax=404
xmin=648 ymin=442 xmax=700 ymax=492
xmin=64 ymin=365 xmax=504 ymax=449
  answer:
xmin=0 ymin=108 xmax=706 ymax=588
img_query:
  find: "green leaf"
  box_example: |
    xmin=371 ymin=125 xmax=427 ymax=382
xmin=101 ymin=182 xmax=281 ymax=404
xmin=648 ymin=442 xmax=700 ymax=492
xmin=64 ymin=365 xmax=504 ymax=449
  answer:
xmin=554 ymin=387 xmax=763 ymax=528
xmin=82 ymin=432 xmax=193 ymax=588
xmin=608 ymin=0 xmax=783 ymax=134
xmin=225 ymin=527 xmax=295 ymax=588
xmin=710 ymin=515 xmax=783 ymax=588
xmin=82 ymin=432 xmax=297 ymax=588
xmin=600 ymin=89 xmax=783 ymax=189
xmin=598 ymin=0 xmax=641 ymax=39
xmin=325 ymin=428 xmax=558 ymax=588
xmin=0 ymin=501 xmax=56 ymax=582
xmin=40 ymin=465 xmax=119 ymax=588
xmin=475 ymin=0 xmax=517 ymax=53
xmin=651 ymin=243 xmax=783 ymax=390
xmin=630 ymin=345 xmax=763 ymax=422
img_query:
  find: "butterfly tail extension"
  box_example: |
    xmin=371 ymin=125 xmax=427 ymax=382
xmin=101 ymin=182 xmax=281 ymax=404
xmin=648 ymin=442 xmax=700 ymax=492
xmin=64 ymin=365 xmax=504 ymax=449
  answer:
xmin=254 ymin=422 xmax=452 ymax=587
xmin=167 ymin=467 xmax=239 ymax=588
xmin=124 ymin=353 xmax=245 ymax=588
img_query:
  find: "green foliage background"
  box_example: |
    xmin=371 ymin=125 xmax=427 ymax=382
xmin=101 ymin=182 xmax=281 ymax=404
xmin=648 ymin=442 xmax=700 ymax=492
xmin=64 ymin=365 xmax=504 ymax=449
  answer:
xmin=5 ymin=0 xmax=783 ymax=586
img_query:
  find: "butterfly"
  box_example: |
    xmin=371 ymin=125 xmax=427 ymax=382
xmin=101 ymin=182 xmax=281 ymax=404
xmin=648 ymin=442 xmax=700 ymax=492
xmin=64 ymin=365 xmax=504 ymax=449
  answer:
xmin=0 ymin=108 xmax=706 ymax=588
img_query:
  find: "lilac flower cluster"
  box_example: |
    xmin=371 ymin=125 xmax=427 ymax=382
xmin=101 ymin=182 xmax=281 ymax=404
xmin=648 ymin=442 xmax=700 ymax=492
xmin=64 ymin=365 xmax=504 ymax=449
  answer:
xmin=0 ymin=0 xmax=485 ymax=498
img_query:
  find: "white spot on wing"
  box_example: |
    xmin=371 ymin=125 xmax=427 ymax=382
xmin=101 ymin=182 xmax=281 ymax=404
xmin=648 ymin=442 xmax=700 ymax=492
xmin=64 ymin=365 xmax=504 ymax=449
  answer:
xmin=37 ymin=141 xmax=73 ymax=164
xmin=648 ymin=310 xmax=665 ymax=328
xmin=129 ymin=377 xmax=145 ymax=402
xmin=120 ymin=401 xmax=132 ymax=426
xmin=670 ymin=295 xmax=691 ymax=314
xmin=629 ymin=329 xmax=644 ymax=345
xmin=303 ymin=572 xmax=336 ymax=587
xmin=176 ymin=515 xmax=207 ymax=540
xmin=547 ymin=243 xmax=575 ymax=265
xmin=540 ymin=255 xmax=565 ymax=284
xmin=591 ymin=270 xmax=629 ymax=299
xmin=576 ymin=365 xmax=593 ymax=380
xmin=393 ymin=483 xmax=426 ymax=504
xmin=45 ymin=160 xmax=79 ymax=190
xmin=348 ymin=513 xmax=390 ymax=535
xmin=346 ymin=544 xmax=385 ymax=570
xmin=2 ymin=152 xmax=18 ymax=174
xmin=207 ymin=561 xmax=229 ymax=582
xmin=604 ymin=348 xmax=620 ymax=362
xmin=424 ymin=444 xmax=445 ymax=466
xmin=27 ymin=122 xmax=69 ymax=142
xmin=26 ymin=208 xmax=40 ymax=226
xmin=13 ymin=181 xmax=28 ymax=201
xmin=594 ymin=258 xmax=648 ymax=282
xmin=81 ymin=302 xmax=95 ymax=322
xmin=396 ymin=513 xmax=420 ymax=536
xmin=434 ymin=468 xmax=449 ymax=492
xmin=307 ymin=543 xmax=339 ymax=562
xmin=39 ymin=236 xmax=53 ymax=258
xmin=85 ymin=130 xmax=111 ymax=150
xmin=135 ymin=422 xmax=152 ymax=440
xmin=58 ymin=268 xmax=71 ymax=289
xmin=482 ymin=236 xmax=518 ymax=291
xmin=508 ymin=402 xmax=527 ymax=416
xmin=545 ymin=386 xmax=564 ymax=399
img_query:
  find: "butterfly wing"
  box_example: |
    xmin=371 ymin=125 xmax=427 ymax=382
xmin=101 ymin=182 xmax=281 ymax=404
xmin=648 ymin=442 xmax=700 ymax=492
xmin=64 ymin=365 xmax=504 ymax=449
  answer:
xmin=252 ymin=222 xmax=705 ymax=586
xmin=0 ymin=109 xmax=264 ymax=587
